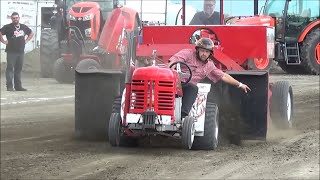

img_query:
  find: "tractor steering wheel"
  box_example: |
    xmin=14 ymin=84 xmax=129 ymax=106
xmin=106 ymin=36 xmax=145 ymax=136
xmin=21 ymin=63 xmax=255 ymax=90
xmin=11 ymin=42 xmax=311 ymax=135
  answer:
xmin=169 ymin=61 xmax=192 ymax=87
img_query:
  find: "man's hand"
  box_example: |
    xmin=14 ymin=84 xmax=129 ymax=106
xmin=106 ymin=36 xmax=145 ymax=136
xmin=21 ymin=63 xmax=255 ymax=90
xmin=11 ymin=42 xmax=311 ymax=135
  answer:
xmin=238 ymin=82 xmax=251 ymax=93
xmin=3 ymin=40 xmax=8 ymax=45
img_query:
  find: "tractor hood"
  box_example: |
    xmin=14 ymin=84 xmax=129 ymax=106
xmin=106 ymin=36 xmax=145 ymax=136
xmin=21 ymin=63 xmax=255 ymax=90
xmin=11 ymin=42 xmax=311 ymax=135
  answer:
xmin=132 ymin=66 xmax=175 ymax=81
xmin=69 ymin=2 xmax=100 ymax=17
xmin=233 ymin=15 xmax=275 ymax=27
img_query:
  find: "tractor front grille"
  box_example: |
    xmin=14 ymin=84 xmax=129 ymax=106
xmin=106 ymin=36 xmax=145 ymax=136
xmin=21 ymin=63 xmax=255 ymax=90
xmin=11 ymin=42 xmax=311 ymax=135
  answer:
xmin=130 ymin=79 xmax=174 ymax=116
xmin=72 ymin=7 xmax=92 ymax=13
xmin=69 ymin=20 xmax=91 ymax=40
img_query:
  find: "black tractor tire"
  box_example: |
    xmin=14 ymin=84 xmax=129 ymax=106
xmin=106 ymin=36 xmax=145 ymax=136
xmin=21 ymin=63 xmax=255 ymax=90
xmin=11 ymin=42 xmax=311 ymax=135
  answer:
xmin=74 ymin=70 xmax=122 ymax=141
xmin=53 ymin=58 xmax=74 ymax=84
xmin=270 ymin=81 xmax=294 ymax=129
xmin=192 ymin=103 xmax=219 ymax=150
xmin=109 ymin=96 xmax=138 ymax=147
xmin=108 ymin=113 xmax=122 ymax=146
xmin=277 ymin=62 xmax=308 ymax=74
xmin=301 ymin=28 xmax=320 ymax=75
xmin=182 ymin=116 xmax=195 ymax=150
xmin=75 ymin=58 xmax=102 ymax=71
xmin=247 ymin=58 xmax=273 ymax=71
xmin=40 ymin=29 xmax=60 ymax=78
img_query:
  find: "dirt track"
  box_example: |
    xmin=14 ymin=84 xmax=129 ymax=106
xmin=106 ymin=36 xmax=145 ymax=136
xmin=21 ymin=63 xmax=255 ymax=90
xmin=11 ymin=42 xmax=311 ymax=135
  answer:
xmin=1 ymin=74 xmax=319 ymax=180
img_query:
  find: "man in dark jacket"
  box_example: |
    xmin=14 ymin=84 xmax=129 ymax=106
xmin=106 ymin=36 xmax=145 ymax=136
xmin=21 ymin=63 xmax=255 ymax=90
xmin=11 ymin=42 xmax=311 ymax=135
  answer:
xmin=189 ymin=0 xmax=221 ymax=25
xmin=0 ymin=12 xmax=34 ymax=91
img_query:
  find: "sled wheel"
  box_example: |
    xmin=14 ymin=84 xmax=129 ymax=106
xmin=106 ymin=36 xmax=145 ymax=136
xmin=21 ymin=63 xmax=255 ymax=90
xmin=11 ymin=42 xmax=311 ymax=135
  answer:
xmin=248 ymin=58 xmax=273 ymax=71
xmin=270 ymin=81 xmax=294 ymax=129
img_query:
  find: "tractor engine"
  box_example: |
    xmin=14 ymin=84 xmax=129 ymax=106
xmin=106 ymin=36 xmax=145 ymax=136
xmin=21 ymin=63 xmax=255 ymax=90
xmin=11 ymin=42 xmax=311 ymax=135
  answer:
xmin=127 ymin=66 xmax=178 ymax=130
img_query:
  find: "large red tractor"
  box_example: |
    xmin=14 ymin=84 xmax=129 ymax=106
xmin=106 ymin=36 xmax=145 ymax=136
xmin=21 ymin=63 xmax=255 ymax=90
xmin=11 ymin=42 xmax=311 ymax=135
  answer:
xmin=39 ymin=0 xmax=119 ymax=82
xmin=74 ymin=1 xmax=294 ymax=149
xmin=229 ymin=0 xmax=319 ymax=74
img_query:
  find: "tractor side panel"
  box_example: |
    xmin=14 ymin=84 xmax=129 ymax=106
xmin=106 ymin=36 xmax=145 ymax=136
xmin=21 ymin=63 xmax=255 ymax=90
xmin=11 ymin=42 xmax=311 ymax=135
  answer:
xmin=203 ymin=71 xmax=269 ymax=140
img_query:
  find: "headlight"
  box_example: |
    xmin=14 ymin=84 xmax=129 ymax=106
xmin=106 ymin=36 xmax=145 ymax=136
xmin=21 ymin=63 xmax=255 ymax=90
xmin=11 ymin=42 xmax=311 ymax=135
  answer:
xmin=83 ymin=14 xmax=93 ymax=21
xmin=69 ymin=15 xmax=76 ymax=21
xmin=85 ymin=28 xmax=91 ymax=37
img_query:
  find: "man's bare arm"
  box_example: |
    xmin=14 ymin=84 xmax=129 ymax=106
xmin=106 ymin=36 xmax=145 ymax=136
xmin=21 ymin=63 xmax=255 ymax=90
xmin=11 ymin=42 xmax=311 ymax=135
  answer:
xmin=0 ymin=32 xmax=8 ymax=45
xmin=25 ymin=32 xmax=34 ymax=44
xmin=221 ymin=73 xmax=251 ymax=93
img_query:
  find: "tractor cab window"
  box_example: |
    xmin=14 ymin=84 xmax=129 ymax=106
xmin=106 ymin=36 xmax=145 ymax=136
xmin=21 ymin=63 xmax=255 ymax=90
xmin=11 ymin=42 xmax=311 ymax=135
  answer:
xmin=263 ymin=0 xmax=286 ymax=17
xmin=287 ymin=0 xmax=319 ymax=19
xmin=285 ymin=0 xmax=319 ymax=38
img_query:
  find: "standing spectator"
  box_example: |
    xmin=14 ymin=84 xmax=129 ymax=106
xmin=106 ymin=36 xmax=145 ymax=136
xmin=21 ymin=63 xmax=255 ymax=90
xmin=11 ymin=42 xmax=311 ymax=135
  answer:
xmin=189 ymin=0 xmax=221 ymax=25
xmin=0 ymin=12 xmax=34 ymax=91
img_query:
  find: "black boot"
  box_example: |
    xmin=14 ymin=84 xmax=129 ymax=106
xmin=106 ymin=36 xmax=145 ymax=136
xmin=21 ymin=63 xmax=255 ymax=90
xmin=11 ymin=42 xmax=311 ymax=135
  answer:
xmin=15 ymin=87 xmax=27 ymax=91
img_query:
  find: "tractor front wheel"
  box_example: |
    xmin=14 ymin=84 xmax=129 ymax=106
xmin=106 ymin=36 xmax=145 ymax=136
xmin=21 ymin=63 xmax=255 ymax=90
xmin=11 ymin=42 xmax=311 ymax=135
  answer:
xmin=270 ymin=81 xmax=294 ymax=129
xmin=182 ymin=116 xmax=195 ymax=150
xmin=75 ymin=58 xmax=102 ymax=71
xmin=301 ymin=28 xmax=320 ymax=75
xmin=109 ymin=113 xmax=122 ymax=147
xmin=108 ymin=112 xmax=138 ymax=147
xmin=192 ymin=103 xmax=219 ymax=150
xmin=53 ymin=58 xmax=74 ymax=84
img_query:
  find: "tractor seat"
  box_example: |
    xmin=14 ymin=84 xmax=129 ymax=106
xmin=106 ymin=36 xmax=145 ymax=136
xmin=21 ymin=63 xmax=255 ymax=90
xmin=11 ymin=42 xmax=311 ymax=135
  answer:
xmin=300 ymin=8 xmax=311 ymax=18
xmin=285 ymin=37 xmax=298 ymax=44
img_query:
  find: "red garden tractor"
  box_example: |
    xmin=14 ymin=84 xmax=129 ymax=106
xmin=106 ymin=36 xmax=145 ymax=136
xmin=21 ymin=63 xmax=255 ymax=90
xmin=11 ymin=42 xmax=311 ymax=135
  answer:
xmin=229 ymin=0 xmax=319 ymax=74
xmin=74 ymin=1 xmax=294 ymax=149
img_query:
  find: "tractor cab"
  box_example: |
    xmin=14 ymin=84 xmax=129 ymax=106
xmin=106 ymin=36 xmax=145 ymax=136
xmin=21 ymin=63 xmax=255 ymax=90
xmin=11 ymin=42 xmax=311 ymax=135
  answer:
xmin=262 ymin=0 xmax=319 ymax=43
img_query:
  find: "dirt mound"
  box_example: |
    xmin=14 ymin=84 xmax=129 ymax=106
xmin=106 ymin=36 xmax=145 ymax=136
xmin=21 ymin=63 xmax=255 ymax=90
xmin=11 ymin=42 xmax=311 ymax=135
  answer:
xmin=0 ymin=48 xmax=41 ymax=77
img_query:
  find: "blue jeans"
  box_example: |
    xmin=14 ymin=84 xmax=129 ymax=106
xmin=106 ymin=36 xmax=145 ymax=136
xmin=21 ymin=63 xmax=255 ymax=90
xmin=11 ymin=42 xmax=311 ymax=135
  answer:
xmin=181 ymin=83 xmax=198 ymax=118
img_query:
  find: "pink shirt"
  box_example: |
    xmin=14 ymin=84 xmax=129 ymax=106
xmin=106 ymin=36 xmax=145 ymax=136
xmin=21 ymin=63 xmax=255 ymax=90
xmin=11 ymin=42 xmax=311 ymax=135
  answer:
xmin=168 ymin=49 xmax=224 ymax=85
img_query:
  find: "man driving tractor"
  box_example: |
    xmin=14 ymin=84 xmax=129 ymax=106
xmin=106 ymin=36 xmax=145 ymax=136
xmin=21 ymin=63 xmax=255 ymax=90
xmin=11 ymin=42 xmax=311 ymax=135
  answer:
xmin=168 ymin=37 xmax=251 ymax=118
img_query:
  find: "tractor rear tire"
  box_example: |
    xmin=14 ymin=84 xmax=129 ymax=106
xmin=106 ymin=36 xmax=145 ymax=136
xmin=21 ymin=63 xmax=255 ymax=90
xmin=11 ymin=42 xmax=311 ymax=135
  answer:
xmin=192 ymin=103 xmax=219 ymax=150
xmin=40 ymin=29 xmax=60 ymax=78
xmin=301 ymin=28 xmax=320 ymax=75
xmin=75 ymin=59 xmax=102 ymax=71
xmin=53 ymin=58 xmax=74 ymax=84
xmin=277 ymin=62 xmax=307 ymax=74
xmin=270 ymin=81 xmax=293 ymax=129
xmin=182 ymin=116 xmax=195 ymax=150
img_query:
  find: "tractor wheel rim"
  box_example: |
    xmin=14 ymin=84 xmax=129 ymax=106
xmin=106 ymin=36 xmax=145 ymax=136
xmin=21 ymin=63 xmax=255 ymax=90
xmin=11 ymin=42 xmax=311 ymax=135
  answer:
xmin=287 ymin=92 xmax=292 ymax=122
xmin=315 ymin=43 xmax=320 ymax=65
xmin=88 ymin=66 xmax=97 ymax=70
xmin=254 ymin=58 xmax=270 ymax=69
